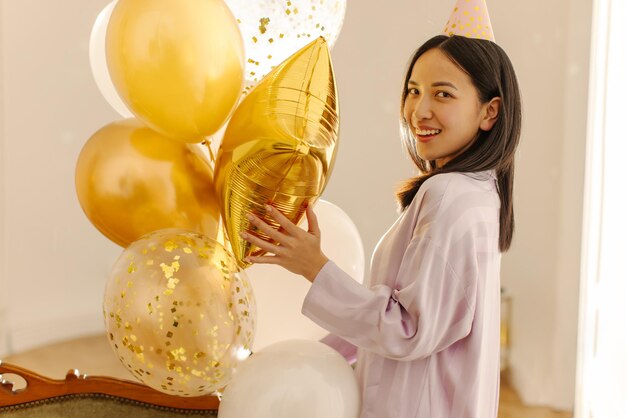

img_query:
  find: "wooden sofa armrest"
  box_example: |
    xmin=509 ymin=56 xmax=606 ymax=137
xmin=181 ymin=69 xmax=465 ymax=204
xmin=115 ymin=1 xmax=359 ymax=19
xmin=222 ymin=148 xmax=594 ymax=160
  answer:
xmin=0 ymin=361 xmax=220 ymax=411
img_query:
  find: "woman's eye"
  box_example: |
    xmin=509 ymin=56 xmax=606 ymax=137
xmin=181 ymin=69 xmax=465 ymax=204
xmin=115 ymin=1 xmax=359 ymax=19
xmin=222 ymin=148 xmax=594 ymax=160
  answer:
xmin=435 ymin=91 xmax=452 ymax=98
xmin=408 ymin=88 xmax=419 ymax=95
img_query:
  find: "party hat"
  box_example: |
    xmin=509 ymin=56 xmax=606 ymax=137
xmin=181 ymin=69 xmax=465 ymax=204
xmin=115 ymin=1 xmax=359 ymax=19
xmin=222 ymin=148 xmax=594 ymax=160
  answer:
xmin=443 ymin=0 xmax=495 ymax=42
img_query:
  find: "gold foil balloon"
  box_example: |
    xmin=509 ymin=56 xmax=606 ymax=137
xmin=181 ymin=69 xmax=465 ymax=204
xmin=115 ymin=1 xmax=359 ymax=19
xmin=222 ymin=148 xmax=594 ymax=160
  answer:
xmin=224 ymin=0 xmax=347 ymax=88
xmin=106 ymin=0 xmax=245 ymax=142
xmin=214 ymin=37 xmax=339 ymax=268
xmin=75 ymin=119 xmax=220 ymax=247
xmin=103 ymin=229 xmax=256 ymax=396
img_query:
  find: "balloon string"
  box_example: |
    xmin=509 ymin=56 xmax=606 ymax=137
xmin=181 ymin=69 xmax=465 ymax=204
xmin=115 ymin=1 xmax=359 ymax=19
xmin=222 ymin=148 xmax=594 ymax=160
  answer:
xmin=202 ymin=138 xmax=217 ymax=164
xmin=204 ymin=139 xmax=229 ymax=250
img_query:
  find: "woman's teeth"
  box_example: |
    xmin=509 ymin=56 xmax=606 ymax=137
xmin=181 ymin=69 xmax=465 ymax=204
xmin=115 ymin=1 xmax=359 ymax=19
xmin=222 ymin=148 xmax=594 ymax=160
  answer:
xmin=416 ymin=129 xmax=441 ymax=136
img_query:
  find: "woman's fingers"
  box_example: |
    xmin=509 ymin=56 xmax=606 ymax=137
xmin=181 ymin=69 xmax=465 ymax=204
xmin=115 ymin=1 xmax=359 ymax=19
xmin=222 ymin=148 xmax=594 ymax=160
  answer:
xmin=245 ymin=254 xmax=280 ymax=265
xmin=246 ymin=212 xmax=289 ymax=243
xmin=305 ymin=205 xmax=321 ymax=237
xmin=265 ymin=205 xmax=301 ymax=235
xmin=240 ymin=230 xmax=282 ymax=255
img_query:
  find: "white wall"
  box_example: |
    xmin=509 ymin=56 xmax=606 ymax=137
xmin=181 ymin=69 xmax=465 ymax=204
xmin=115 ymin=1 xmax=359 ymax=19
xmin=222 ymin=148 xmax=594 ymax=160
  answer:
xmin=552 ymin=0 xmax=592 ymax=410
xmin=0 ymin=0 xmax=591 ymax=409
xmin=495 ymin=0 xmax=591 ymax=410
xmin=0 ymin=0 xmax=8 ymax=357
xmin=1 ymin=0 xmax=121 ymax=353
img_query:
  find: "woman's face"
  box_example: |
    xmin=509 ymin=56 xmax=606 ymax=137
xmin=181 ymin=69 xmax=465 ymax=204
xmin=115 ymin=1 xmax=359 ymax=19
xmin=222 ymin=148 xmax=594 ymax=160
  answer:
xmin=403 ymin=48 xmax=494 ymax=167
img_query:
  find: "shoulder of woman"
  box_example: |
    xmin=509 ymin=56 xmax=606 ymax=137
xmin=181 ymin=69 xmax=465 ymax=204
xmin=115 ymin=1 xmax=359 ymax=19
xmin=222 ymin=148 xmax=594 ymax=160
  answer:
xmin=419 ymin=171 xmax=490 ymax=198
xmin=410 ymin=171 xmax=498 ymax=226
xmin=422 ymin=171 xmax=497 ymax=197
xmin=405 ymin=171 xmax=497 ymax=218
xmin=410 ymin=171 xmax=499 ymax=246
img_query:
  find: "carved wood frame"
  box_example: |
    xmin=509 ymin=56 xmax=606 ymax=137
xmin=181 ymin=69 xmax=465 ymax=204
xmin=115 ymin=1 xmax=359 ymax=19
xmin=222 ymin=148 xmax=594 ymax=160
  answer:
xmin=0 ymin=361 xmax=220 ymax=412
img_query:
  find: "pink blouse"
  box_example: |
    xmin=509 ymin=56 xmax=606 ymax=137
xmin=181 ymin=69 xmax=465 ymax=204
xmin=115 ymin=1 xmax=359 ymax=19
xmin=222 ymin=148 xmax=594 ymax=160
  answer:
xmin=302 ymin=171 xmax=502 ymax=418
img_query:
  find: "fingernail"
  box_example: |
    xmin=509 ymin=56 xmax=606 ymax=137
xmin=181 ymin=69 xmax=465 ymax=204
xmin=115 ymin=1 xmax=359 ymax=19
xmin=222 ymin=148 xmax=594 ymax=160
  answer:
xmin=265 ymin=205 xmax=272 ymax=212
xmin=246 ymin=213 xmax=254 ymax=221
xmin=244 ymin=257 xmax=251 ymax=262
xmin=239 ymin=231 xmax=247 ymax=238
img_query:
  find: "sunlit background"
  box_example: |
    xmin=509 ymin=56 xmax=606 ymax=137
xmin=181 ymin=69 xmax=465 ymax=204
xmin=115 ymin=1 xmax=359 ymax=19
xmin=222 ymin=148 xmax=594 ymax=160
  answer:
xmin=0 ymin=0 xmax=623 ymax=416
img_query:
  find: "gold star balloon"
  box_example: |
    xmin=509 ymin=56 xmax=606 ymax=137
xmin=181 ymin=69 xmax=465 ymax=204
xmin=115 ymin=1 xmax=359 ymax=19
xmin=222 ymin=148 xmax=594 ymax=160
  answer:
xmin=213 ymin=37 xmax=339 ymax=269
xmin=103 ymin=229 xmax=256 ymax=396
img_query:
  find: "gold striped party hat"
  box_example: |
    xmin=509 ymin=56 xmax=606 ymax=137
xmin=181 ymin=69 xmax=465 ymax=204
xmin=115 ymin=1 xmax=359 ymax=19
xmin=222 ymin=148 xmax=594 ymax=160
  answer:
xmin=443 ymin=0 xmax=495 ymax=42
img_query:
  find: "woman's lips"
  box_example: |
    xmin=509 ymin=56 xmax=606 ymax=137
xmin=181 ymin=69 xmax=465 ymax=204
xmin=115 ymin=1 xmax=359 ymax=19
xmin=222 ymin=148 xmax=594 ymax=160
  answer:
xmin=417 ymin=132 xmax=439 ymax=143
xmin=415 ymin=126 xmax=441 ymax=143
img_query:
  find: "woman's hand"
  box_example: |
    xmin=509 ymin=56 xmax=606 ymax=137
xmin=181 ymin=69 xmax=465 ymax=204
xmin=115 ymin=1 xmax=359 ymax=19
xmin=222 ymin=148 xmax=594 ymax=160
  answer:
xmin=240 ymin=204 xmax=329 ymax=283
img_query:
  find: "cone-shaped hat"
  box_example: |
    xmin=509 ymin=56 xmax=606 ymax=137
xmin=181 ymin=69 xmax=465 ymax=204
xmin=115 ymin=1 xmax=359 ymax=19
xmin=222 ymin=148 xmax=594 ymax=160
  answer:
xmin=443 ymin=0 xmax=495 ymax=42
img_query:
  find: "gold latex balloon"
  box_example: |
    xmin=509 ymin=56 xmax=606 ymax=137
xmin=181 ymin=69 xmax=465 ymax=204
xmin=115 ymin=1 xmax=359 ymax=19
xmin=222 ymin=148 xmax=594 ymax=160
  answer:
xmin=103 ymin=229 xmax=256 ymax=396
xmin=214 ymin=37 xmax=339 ymax=268
xmin=106 ymin=0 xmax=245 ymax=142
xmin=75 ymin=119 xmax=220 ymax=247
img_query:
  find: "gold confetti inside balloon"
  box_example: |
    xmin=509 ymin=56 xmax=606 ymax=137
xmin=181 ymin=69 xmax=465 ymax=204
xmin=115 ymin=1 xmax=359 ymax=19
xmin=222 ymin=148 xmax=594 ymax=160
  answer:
xmin=75 ymin=119 xmax=221 ymax=248
xmin=214 ymin=37 xmax=339 ymax=268
xmin=106 ymin=0 xmax=245 ymax=142
xmin=224 ymin=0 xmax=346 ymax=89
xmin=103 ymin=229 xmax=256 ymax=396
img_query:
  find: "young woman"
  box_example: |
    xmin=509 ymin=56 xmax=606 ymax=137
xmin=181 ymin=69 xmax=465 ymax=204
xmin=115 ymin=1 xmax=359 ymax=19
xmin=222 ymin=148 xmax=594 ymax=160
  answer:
xmin=240 ymin=33 xmax=522 ymax=418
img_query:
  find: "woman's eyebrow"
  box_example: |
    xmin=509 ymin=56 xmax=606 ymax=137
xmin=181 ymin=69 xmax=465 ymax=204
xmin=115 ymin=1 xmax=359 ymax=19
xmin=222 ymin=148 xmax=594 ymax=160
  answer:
xmin=408 ymin=80 xmax=458 ymax=90
xmin=432 ymin=81 xmax=458 ymax=90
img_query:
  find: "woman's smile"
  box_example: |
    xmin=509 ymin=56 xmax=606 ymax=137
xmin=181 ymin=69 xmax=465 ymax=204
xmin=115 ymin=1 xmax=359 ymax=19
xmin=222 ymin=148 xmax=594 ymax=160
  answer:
xmin=415 ymin=125 xmax=442 ymax=142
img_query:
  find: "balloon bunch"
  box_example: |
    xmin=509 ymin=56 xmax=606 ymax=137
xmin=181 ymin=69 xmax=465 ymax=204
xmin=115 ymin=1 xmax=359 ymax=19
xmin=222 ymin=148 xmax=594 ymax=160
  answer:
xmin=79 ymin=0 xmax=359 ymax=414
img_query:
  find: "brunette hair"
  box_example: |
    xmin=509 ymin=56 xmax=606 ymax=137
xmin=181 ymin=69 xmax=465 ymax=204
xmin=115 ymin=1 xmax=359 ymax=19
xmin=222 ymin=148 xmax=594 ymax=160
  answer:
xmin=397 ymin=34 xmax=522 ymax=252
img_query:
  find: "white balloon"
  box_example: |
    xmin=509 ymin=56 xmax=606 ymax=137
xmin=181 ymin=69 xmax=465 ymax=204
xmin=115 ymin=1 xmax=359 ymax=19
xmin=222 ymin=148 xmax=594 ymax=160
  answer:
xmin=302 ymin=199 xmax=365 ymax=282
xmin=246 ymin=262 xmax=325 ymax=350
xmin=89 ymin=1 xmax=133 ymax=118
xmin=224 ymin=0 xmax=347 ymax=88
xmin=246 ymin=199 xmax=364 ymax=351
xmin=218 ymin=340 xmax=360 ymax=418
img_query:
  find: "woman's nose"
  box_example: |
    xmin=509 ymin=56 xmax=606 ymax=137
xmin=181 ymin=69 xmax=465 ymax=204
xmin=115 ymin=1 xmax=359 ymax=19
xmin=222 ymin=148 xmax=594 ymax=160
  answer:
xmin=407 ymin=98 xmax=432 ymax=126
xmin=414 ymin=97 xmax=433 ymax=121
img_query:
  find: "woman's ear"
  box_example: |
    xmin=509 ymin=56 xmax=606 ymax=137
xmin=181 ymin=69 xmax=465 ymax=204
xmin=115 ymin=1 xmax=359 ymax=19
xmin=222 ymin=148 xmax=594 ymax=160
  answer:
xmin=479 ymin=97 xmax=501 ymax=131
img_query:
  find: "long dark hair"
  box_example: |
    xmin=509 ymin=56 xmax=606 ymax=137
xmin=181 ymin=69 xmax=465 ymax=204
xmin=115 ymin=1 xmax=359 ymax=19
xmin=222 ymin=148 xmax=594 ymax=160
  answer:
xmin=397 ymin=35 xmax=522 ymax=252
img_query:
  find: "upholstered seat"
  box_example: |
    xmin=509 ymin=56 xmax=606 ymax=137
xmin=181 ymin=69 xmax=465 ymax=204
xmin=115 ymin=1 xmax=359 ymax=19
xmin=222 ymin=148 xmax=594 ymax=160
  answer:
xmin=0 ymin=362 xmax=220 ymax=417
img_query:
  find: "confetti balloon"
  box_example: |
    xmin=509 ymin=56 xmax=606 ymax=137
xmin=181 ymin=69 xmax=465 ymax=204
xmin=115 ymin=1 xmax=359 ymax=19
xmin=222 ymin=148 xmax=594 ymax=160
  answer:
xmin=103 ymin=229 xmax=256 ymax=396
xmin=224 ymin=0 xmax=346 ymax=89
xmin=213 ymin=37 xmax=339 ymax=268
xmin=106 ymin=0 xmax=245 ymax=142
xmin=75 ymin=119 xmax=221 ymax=248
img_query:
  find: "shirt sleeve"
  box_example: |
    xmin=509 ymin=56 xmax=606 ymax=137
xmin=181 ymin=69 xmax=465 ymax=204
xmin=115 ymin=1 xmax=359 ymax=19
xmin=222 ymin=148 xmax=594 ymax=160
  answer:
xmin=301 ymin=235 xmax=477 ymax=361
xmin=319 ymin=333 xmax=358 ymax=365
